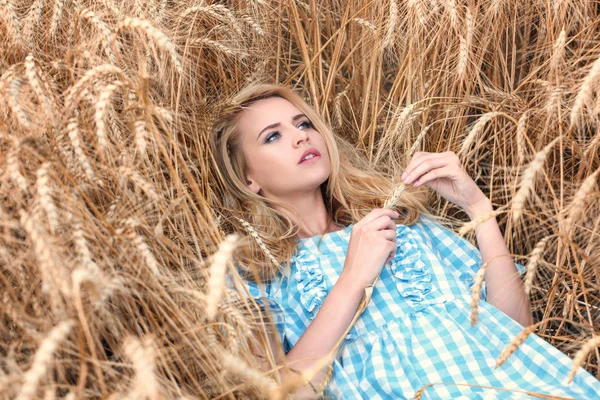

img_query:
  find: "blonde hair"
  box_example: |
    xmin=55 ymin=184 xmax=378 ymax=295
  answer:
xmin=210 ymin=83 xmax=431 ymax=281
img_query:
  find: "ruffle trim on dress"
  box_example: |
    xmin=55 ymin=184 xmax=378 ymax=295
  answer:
xmin=389 ymin=226 xmax=443 ymax=312
xmin=293 ymin=247 xmax=328 ymax=315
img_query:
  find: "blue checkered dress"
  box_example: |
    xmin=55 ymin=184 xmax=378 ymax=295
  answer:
xmin=243 ymin=216 xmax=600 ymax=399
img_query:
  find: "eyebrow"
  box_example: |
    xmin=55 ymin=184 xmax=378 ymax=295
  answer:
xmin=256 ymin=113 xmax=307 ymax=141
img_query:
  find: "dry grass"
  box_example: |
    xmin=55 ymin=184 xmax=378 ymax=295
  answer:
xmin=0 ymin=0 xmax=599 ymax=398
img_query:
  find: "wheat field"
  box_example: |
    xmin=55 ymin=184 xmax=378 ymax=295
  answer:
xmin=0 ymin=0 xmax=599 ymax=398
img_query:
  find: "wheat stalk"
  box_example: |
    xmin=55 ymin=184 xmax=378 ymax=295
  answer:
xmin=512 ymin=137 xmax=560 ymax=223
xmin=206 ymin=234 xmax=238 ymax=319
xmin=16 ymin=321 xmax=74 ymax=400
xmin=567 ymin=336 xmax=600 ymax=384
xmin=408 ymin=125 xmax=431 ymax=158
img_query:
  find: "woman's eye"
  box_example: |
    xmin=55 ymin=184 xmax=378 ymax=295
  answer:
xmin=265 ymin=132 xmax=280 ymax=142
xmin=298 ymin=121 xmax=311 ymax=129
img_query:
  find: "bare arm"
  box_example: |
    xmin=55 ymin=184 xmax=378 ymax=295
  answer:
xmin=251 ymin=277 xmax=364 ymax=399
xmin=253 ymin=209 xmax=398 ymax=399
xmin=281 ymin=275 xmax=364 ymax=398
xmin=466 ymin=199 xmax=533 ymax=327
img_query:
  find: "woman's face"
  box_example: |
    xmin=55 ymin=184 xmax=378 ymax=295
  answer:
xmin=236 ymin=96 xmax=331 ymax=200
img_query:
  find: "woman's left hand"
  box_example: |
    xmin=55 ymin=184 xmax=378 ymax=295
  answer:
xmin=402 ymin=151 xmax=491 ymax=219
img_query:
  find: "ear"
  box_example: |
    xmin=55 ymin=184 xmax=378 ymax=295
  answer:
xmin=246 ymin=176 xmax=261 ymax=194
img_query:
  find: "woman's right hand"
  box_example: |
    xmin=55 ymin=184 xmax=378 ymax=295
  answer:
xmin=339 ymin=208 xmax=399 ymax=289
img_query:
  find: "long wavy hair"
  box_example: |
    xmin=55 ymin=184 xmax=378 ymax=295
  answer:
xmin=210 ymin=83 xmax=432 ymax=282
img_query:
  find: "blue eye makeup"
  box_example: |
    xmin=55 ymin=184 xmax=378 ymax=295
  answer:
xmin=265 ymin=132 xmax=280 ymax=142
xmin=264 ymin=120 xmax=312 ymax=143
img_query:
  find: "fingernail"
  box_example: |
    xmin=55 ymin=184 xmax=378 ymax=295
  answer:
xmin=404 ymin=175 xmax=412 ymax=183
xmin=401 ymin=172 xmax=407 ymax=180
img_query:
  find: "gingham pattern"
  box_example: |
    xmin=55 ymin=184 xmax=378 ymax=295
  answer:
xmin=244 ymin=216 xmax=600 ymax=399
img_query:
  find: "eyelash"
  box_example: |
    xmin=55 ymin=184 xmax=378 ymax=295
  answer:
xmin=265 ymin=121 xmax=312 ymax=143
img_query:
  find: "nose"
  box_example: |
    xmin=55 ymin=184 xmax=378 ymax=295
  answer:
xmin=293 ymin=127 xmax=309 ymax=147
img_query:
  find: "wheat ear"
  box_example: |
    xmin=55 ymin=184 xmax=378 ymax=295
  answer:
xmin=122 ymin=219 xmax=160 ymax=276
xmin=206 ymin=234 xmax=238 ymax=319
xmin=515 ymin=111 xmax=528 ymax=165
xmin=238 ymin=218 xmax=280 ymax=268
xmin=565 ymin=167 xmax=600 ymax=233
xmin=67 ymin=116 xmax=96 ymax=181
xmin=570 ymin=54 xmax=600 ymax=128
xmin=36 ymin=162 xmax=59 ymax=234
xmin=457 ymin=6 xmax=473 ymax=78
xmin=221 ymin=353 xmax=277 ymax=392
xmin=460 ymin=112 xmax=502 ymax=156
xmin=512 ymin=137 xmax=560 ymax=224
xmin=382 ymin=0 xmax=398 ymax=49
xmin=7 ymin=77 xmax=32 ymax=129
xmin=78 ymin=9 xmax=117 ymax=63
xmin=50 ymin=0 xmax=65 ymax=37
xmin=550 ymin=28 xmax=567 ymax=73
xmin=123 ymin=336 xmax=159 ymax=400
xmin=25 ymin=55 xmax=55 ymax=121
xmin=495 ymin=324 xmax=538 ymax=368
xmin=117 ymin=17 xmax=183 ymax=74
xmin=567 ymin=336 xmax=600 ymax=384
xmin=458 ymin=210 xmax=502 ymax=236
xmin=470 ymin=261 xmax=488 ymax=326
xmin=16 ymin=321 xmax=74 ymax=400
xmin=524 ymin=236 xmax=551 ymax=296
xmin=383 ymin=182 xmax=407 ymax=209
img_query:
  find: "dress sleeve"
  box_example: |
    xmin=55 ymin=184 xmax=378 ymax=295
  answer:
xmin=418 ymin=215 xmax=526 ymax=301
xmin=230 ymin=272 xmax=290 ymax=353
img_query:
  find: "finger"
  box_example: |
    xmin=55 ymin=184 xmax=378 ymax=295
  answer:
xmin=403 ymin=152 xmax=443 ymax=182
xmin=359 ymin=208 xmax=400 ymax=226
xmin=367 ymin=214 xmax=398 ymax=231
xmin=378 ymin=228 xmax=397 ymax=241
xmin=413 ymin=168 xmax=447 ymax=187
xmin=404 ymin=156 xmax=448 ymax=185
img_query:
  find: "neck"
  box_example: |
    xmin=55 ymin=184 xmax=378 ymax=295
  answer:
xmin=269 ymin=187 xmax=342 ymax=238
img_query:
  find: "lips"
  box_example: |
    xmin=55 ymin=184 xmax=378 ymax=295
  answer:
xmin=298 ymin=148 xmax=321 ymax=164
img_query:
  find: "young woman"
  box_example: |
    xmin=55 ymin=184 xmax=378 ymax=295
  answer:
xmin=211 ymin=84 xmax=600 ymax=399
